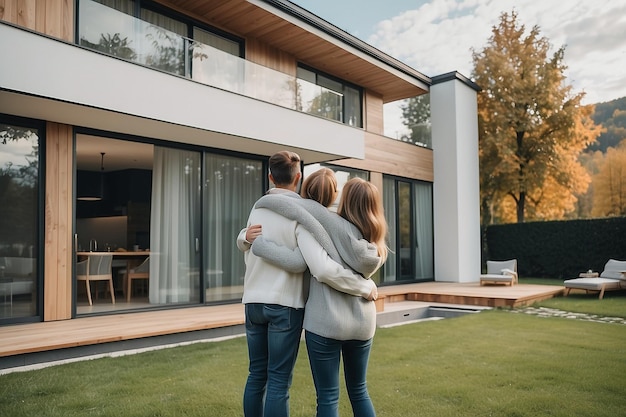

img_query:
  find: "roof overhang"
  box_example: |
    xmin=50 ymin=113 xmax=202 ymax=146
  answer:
xmin=163 ymin=0 xmax=431 ymax=102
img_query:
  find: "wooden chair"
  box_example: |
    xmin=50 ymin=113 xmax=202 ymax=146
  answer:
xmin=76 ymin=254 xmax=115 ymax=305
xmin=125 ymin=256 xmax=150 ymax=302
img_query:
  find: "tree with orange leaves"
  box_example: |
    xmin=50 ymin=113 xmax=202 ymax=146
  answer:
xmin=472 ymin=11 xmax=602 ymax=224
xmin=591 ymin=139 xmax=626 ymax=217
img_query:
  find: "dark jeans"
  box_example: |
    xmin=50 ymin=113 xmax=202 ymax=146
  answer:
xmin=305 ymin=330 xmax=375 ymax=417
xmin=243 ymin=303 xmax=305 ymax=417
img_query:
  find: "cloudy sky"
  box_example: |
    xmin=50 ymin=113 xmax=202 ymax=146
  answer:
xmin=291 ymin=0 xmax=626 ymax=108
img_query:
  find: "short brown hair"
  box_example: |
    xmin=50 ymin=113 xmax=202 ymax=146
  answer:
xmin=269 ymin=151 xmax=301 ymax=186
xmin=300 ymin=168 xmax=338 ymax=208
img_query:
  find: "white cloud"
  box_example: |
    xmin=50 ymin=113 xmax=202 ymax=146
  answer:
xmin=368 ymin=0 xmax=626 ymax=105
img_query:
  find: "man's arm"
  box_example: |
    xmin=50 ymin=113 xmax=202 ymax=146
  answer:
xmin=236 ymin=224 xmax=262 ymax=252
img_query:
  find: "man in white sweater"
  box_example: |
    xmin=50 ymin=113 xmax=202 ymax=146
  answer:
xmin=238 ymin=151 xmax=374 ymax=417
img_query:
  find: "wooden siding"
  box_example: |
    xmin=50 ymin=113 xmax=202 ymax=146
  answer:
xmin=0 ymin=0 xmax=73 ymax=41
xmin=246 ymin=37 xmax=296 ymax=76
xmin=365 ymin=90 xmax=384 ymax=135
xmin=44 ymin=122 xmax=73 ymax=321
xmin=333 ymin=133 xmax=434 ymax=182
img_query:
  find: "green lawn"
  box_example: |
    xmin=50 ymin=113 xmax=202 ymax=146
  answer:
xmin=1 ymin=292 xmax=625 ymax=417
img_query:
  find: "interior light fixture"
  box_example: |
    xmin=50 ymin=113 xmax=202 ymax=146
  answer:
xmin=77 ymin=152 xmax=105 ymax=201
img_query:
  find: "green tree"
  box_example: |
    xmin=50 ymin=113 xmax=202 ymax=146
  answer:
xmin=400 ymin=95 xmax=431 ymax=147
xmin=472 ymin=11 xmax=601 ymax=224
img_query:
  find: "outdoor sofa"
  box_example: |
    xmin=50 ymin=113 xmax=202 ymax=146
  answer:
xmin=563 ymin=259 xmax=626 ymax=299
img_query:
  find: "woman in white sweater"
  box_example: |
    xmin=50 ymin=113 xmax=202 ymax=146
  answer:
xmin=249 ymin=170 xmax=388 ymax=417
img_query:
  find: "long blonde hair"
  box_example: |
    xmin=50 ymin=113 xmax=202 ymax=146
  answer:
xmin=300 ymin=168 xmax=338 ymax=208
xmin=338 ymin=178 xmax=388 ymax=261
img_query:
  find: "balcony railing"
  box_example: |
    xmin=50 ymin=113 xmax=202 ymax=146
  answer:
xmin=78 ymin=0 xmax=344 ymax=123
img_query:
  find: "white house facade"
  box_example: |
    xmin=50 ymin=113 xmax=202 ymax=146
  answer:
xmin=0 ymin=0 xmax=480 ymax=336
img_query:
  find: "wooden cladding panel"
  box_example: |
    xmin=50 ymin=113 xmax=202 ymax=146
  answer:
xmin=45 ymin=122 xmax=73 ymax=321
xmin=246 ymin=38 xmax=296 ymax=76
xmin=334 ymin=133 xmax=434 ymax=182
xmin=0 ymin=0 xmax=73 ymax=41
xmin=365 ymin=90 xmax=384 ymax=135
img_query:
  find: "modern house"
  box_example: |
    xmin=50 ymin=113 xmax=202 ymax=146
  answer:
xmin=0 ymin=0 xmax=480 ymax=339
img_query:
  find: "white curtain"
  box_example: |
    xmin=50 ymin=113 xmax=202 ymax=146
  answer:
xmin=382 ymin=177 xmax=397 ymax=282
xmin=413 ymin=182 xmax=434 ymax=278
xmin=149 ymin=147 xmax=200 ymax=304
xmin=204 ymin=155 xmax=262 ymax=294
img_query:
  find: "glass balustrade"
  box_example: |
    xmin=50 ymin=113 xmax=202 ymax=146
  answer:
xmin=79 ymin=0 xmax=345 ymax=123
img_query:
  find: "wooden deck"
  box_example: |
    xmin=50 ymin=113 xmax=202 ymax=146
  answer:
xmin=0 ymin=282 xmax=564 ymax=364
xmin=377 ymin=282 xmax=564 ymax=309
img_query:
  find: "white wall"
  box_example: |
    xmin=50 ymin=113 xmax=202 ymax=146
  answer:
xmin=430 ymin=72 xmax=481 ymax=282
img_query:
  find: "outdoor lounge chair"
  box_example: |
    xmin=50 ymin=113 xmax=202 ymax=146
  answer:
xmin=480 ymin=259 xmax=518 ymax=286
xmin=563 ymin=259 xmax=626 ymax=299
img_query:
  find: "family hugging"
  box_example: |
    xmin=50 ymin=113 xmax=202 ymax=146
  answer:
xmin=237 ymin=150 xmax=388 ymax=417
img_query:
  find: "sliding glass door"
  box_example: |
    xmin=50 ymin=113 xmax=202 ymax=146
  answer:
xmin=75 ymin=132 xmax=265 ymax=313
xmin=75 ymin=135 xmax=203 ymax=313
xmin=382 ymin=176 xmax=434 ymax=283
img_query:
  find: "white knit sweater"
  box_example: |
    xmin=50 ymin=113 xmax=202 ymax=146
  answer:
xmin=238 ymin=189 xmax=307 ymax=309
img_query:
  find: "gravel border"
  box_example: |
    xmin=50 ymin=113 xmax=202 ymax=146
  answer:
xmin=510 ymin=306 xmax=626 ymax=325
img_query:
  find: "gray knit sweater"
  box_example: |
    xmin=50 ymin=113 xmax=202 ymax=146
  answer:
xmin=251 ymin=193 xmax=382 ymax=340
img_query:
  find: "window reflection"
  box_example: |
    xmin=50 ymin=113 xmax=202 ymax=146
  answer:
xmin=0 ymin=122 xmax=39 ymax=321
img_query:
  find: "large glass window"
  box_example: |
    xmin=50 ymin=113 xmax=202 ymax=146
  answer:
xmin=382 ymin=176 xmax=433 ymax=283
xmin=0 ymin=118 xmax=41 ymax=322
xmin=75 ymin=133 xmax=264 ymax=313
xmin=78 ymin=0 xmax=244 ymax=79
xmin=296 ymin=66 xmax=363 ymax=127
xmin=192 ymin=27 xmax=244 ymax=91
xmin=75 ymin=135 xmax=205 ymax=313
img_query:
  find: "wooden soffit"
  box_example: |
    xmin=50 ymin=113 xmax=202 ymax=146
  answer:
xmin=160 ymin=0 xmax=430 ymax=103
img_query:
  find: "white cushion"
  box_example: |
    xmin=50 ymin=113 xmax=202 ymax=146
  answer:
xmin=564 ymin=277 xmax=621 ymax=290
xmin=600 ymin=259 xmax=626 ymax=279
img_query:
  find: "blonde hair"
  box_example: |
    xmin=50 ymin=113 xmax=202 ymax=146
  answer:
xmin=300 ymin=168 xmax=338 ymax=208
xmin=269 ymin=151 xmax=301 ymax=186
xmin=338 ymin=178 xmax=388 ymax=261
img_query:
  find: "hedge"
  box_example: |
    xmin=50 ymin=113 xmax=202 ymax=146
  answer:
xmin=483 ymin=217 xmax=626 ymax=279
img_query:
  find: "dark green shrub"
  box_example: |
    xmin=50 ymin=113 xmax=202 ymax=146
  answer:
xmin=484 ymin=217 xmax=626 ymax=278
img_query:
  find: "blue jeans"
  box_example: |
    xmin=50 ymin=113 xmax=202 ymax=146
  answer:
xmin=305 ymin=330 xmax=375 ymax=417
xmin=243 ymin=303 xmax=305 ymax=417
